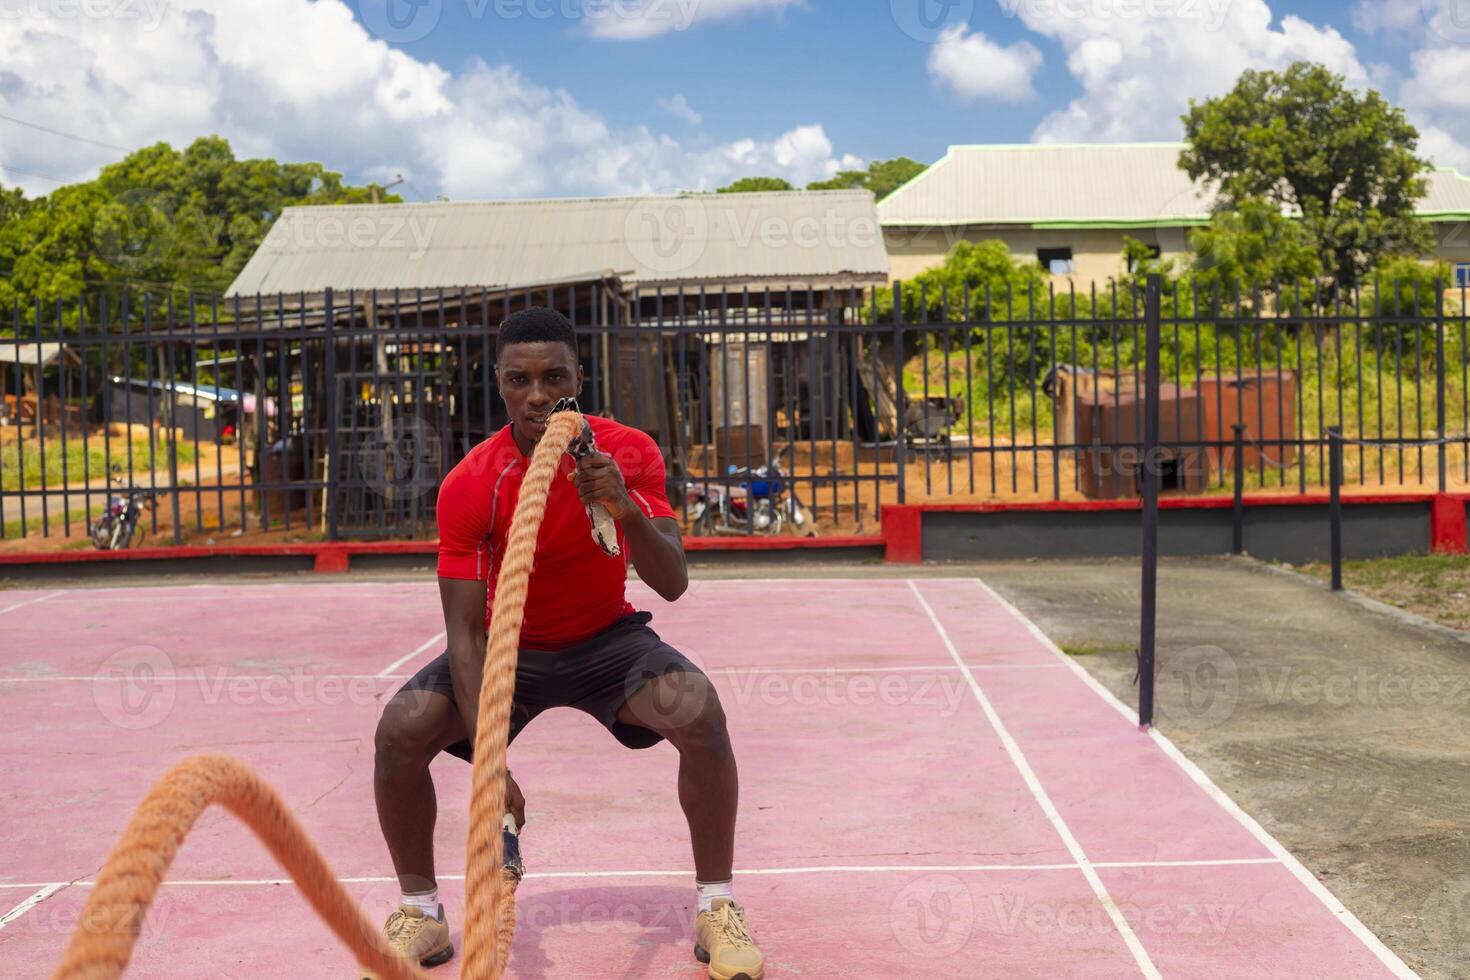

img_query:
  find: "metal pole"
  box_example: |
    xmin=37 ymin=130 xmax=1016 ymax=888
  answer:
xmin=892 ymin=282 xmax=906 ymax=505
xmin=1232 ymin=422 xmax=1245 ymax=555
xmin=1435 ymin=282 xmax=1447 ymax=494
xmin=324 ymin=288 xmax=339 ymax=542
xmin=1138 ymin=273 xmax=1161 ymax=730
xmin=1329 ymin=426 xmax=1343 ymax=591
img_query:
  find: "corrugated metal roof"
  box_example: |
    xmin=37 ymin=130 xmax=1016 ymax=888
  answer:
xmin=877 ymin=143 xmax=1470 ymax=227
xmin=226 ymin=190 xmax=889 ymax=298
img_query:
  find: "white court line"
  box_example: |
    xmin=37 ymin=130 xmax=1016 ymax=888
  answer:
xmin=0 ymin=883 xmax=63 ymax=929
xmin=0 ymin=857 xmax=1282 ymax=891
xmin=377 ymin=632 xmax=447 ymax=677
xmin=907 ymin=579 xmax=1162 ymax=980
xmin=970 ymin=577 xmax=1420 ymax=980
xmin=0 ymin=591 xmax=65 ymax=617
xmin=0 ymin=662 xmax=1062 ymax=685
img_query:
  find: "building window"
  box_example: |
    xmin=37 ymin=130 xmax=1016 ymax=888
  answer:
xmin=1126 ymin=243 xmax=1163 ymax=273
xmin=1038 ymin=247 xmax=1075 ymax=276
xmin=1456 ymin=262 xmax=1470 ymax=288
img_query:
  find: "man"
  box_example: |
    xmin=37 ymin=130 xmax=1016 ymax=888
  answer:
xmin=367 ymin=307 xmax=764 ymax=980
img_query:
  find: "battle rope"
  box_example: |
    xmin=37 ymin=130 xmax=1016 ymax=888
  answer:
xmin=51 ymin=409 xmax=587 ymax=980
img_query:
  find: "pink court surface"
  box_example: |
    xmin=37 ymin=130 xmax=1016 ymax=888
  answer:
xmin=0 ymin=576 xmax=1415 ymax=979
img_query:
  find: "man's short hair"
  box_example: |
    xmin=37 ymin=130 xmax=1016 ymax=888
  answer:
xmin=496 ymin=307 xmax=578 ymax=363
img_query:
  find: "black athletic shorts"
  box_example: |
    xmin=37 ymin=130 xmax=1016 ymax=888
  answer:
xmin=398 ymin=611 xmax=703 ymax=761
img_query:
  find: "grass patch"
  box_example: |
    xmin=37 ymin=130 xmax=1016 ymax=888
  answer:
xmin=1 ymin=438 xmax=198 ymax=492
xmin=1296 ymin=552 xmax=1470 ymax=631
xmin=1060 ymin=641 xmax=1134 ymax=657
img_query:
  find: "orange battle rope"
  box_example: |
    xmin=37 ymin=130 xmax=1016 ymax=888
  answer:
xmin=51 ymin=410 xmax=587 ymax=980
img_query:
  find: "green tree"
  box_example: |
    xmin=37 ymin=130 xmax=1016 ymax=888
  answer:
xmin=0 ymin=136 xmax=395 ymax=317
xmin=807 ymin=157 xmax=927 ymax=201
xmin=715 ymin=176 xmax=794 ymax=193
xmin=1180 ymin=61 xmax=1434 ymax=293
xmin=1186 ymin=198 xmax=1322 ymax=306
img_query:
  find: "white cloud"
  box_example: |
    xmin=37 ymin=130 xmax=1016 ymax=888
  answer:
xmin=1350 ymin=1 xmax=1470 ymax=172
xmin=658 ymin=93 xmax=703 ymax=125
xmin=927 ymin=26 xmax=1043 ymax=103
xmin=0 ymin=0 xmax=854 ymax=199
xmin=986 ymin=0 xmax=1368 ymax=143
xmin=582 ymin=0 xmax=803 ymax=41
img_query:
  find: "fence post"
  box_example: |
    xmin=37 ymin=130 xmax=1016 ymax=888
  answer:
xmin=892 ymin=282 xmax=906 ymax=506
xmin=1232 ymin=423 xmax=1245 ymax=555
xmin=1328 ymin=426 xmax=1343 ymax=591
xmin=1138 ymin=273 xmax=1161 ymax=730
xmin=324 ymin=288 xmax=339 ymax=543
xmin=1435 ymin=281 xmax=1447 ymax=494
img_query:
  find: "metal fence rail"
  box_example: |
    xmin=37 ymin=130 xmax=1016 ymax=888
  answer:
xmin=2 ymin=278 xmax=1466 ymax=546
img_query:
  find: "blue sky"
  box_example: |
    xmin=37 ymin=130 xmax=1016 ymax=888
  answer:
xmin=1 ymin=0 xmax=1468 ymax=200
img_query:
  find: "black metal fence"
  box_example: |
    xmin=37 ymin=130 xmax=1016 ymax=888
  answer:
xmin=2 ymin=277 xmax=1467 ymax=546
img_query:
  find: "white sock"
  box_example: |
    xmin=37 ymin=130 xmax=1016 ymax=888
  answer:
xmin=696 ymin=878 xmax=734 ymax=914
xmin=401 ymin=887 xmax=439 ymax=916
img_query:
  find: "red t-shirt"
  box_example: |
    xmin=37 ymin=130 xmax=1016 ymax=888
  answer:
xmin=435 ymin=416 xmax=676 ymax=649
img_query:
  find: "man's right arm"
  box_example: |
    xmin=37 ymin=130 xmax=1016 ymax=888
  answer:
xmin=439 ymin=576 xmax=488 ymax=745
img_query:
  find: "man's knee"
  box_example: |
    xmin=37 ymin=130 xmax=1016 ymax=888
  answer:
xmin=375 ymin=692 xmax=448 ymax=770
xmin=646 ymin=673 xmax=730 ymax=756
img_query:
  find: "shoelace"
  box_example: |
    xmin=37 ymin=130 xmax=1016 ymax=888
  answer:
xmin=710 ymin=904 xmax=755 ymax=949
xmin=384 ymin=909 xmax=429 ymax=945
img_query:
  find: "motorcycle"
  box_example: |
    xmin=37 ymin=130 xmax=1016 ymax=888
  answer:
xmin=684 ymin=448 xmax=816 ymax=536
xmin=89 ymin=468 xmax=159 ymax=550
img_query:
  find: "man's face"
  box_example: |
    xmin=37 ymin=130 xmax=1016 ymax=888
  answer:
xmin=496 ymin=341 xmax=584 ymax=447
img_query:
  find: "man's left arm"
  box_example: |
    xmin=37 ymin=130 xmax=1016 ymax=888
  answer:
xmin=572 ymin=447 xmax=687 ymax=602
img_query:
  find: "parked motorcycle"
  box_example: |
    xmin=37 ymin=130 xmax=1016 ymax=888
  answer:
xmin=89 ymin=468 xmax=159 ymax=550
xmin=684 ymin=448 xmax=816 ymax=536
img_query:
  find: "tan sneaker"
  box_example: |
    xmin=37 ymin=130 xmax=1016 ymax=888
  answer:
xmin=360 ymin=904 xmax=453 ymax=978
xmin=693 ymin=898 xmax=764 ymax=980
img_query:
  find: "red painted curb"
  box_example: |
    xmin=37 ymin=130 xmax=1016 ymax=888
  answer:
xmin=880 ymin=505 xmax=923 ymax=565
xmin=1431 ymin=495 xmax=1470 ymax=555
